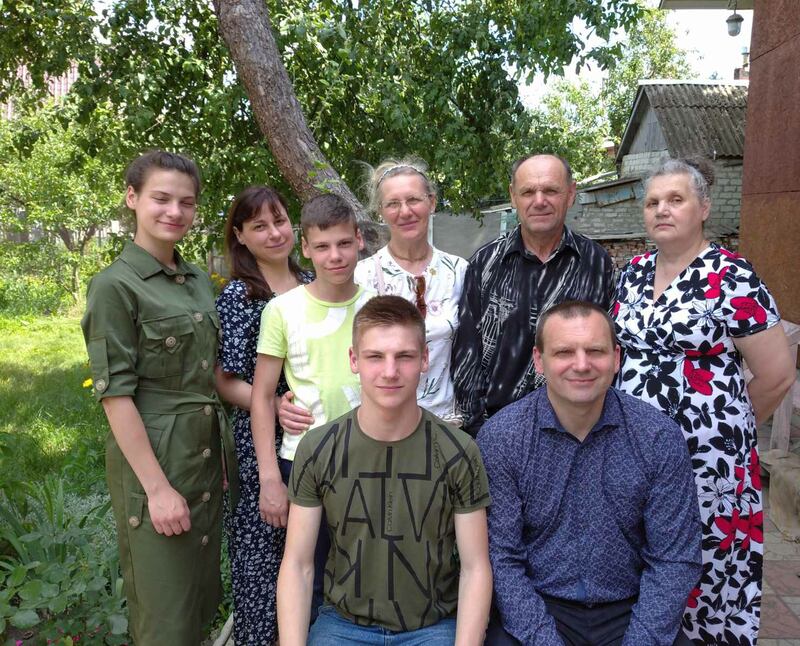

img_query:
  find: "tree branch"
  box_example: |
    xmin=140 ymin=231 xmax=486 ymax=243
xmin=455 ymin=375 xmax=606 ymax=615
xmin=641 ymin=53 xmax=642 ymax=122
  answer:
xmin=212 ymin=0 xmax=365 ymax=217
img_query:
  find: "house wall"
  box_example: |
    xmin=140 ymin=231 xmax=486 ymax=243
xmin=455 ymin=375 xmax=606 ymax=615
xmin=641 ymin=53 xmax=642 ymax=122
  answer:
xmin=739 ymin=0 xmax=800 ymax=323
xmin=431 ymin=211 xmax=505 ymax=260
xmin=628 ymin=104 xmax=668 ymax=154
xmin=621 ymin=150 xmax=668 ymax=177
xmin=567 ymin=200 xmax=644 ymax=238
xmin=709 ymin=161 xmax=743 ymax=235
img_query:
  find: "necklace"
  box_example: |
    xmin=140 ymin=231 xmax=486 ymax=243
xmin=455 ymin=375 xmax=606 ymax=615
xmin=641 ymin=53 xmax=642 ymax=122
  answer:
xmin=388 ymin=244 xmax=431 ymax=263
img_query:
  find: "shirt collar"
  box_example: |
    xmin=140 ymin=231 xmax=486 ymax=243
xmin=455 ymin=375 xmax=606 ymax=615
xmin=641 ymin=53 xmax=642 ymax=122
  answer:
xmin=502 ymin=224 xmax=580 ymax=262
xmin=536 ymin=388 xmax=622 ymax=438
xmin=119 ymin=241 xmax=193 ymax=280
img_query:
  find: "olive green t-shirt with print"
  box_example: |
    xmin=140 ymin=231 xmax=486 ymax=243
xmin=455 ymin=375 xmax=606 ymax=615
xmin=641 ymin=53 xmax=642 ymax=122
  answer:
xmin=288 ymin=407 xmax=491 ymax=632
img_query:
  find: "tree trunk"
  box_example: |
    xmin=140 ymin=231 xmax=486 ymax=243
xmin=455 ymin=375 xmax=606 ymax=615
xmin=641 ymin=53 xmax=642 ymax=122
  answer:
xmin=212 ymin=0 xmax=386 ymax=253
xmin=57 ymin=226 xmax=75 ymax=252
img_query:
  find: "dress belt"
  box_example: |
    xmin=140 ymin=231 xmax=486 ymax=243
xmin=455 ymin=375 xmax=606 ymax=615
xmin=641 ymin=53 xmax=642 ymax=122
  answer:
xmin=133 ymin=387 xmax=239 ymax=507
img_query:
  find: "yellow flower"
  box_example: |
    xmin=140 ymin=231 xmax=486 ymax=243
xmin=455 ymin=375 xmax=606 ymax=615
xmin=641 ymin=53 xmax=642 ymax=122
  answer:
xmin=82 ymin=378 xmax=93 ymax=388
xmin=210 ymin=272 xmax=228 ymax=290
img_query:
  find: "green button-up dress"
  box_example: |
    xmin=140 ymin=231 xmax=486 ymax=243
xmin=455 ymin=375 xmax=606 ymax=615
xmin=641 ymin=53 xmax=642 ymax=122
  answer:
xmin=81 ymin=241 xmax=236 ymax=645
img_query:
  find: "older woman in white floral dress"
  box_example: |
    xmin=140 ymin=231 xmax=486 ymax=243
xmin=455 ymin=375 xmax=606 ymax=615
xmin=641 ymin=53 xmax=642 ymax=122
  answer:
xmin=614 ymin=157 xmax=795 ymax=645
xmin=354 ymin=158 xmax=466 ymax=423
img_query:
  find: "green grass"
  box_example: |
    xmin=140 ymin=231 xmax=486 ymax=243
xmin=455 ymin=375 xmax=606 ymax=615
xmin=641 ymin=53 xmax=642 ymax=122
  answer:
xmin=0 ymin=313 xmax=234 ymax=642
xmin=0 ymin=314 xmax=107 ymax=494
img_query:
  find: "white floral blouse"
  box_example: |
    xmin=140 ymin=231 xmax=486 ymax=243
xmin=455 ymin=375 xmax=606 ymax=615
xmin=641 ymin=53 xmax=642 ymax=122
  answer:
xmin=355 ymin=245 xmax=467 ymax=421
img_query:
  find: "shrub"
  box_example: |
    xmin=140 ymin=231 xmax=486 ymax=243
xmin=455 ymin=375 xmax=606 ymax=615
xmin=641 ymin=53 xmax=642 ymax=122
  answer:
xmin=0 ymin=242 xmax=77 ymax=315
xmin=0 ymin=477 xmax=128 ymax=644
xmin=0 ymin=274 xmax=71 ymax=316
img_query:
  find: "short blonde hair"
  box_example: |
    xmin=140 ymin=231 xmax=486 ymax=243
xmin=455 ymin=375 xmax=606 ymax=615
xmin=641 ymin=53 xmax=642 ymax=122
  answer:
xmin=365 ymin=157 xmax=437 ymax=215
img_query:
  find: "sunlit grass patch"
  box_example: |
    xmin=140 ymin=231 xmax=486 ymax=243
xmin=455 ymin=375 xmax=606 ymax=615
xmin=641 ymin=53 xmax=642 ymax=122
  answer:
xmin=0 ymin=315 xmax=106 ymax=493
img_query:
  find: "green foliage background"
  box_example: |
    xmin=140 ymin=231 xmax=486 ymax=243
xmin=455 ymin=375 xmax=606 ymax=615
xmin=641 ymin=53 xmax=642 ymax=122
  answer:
xmin=1 ymin=0 xmax=646 ymax=228
xmin=0 ymin=0 xmax=691 ymax=641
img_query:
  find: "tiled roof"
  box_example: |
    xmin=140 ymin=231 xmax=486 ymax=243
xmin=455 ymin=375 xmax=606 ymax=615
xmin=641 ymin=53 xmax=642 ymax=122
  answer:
xmin=617 ymin=81 xmax=748 ymax=160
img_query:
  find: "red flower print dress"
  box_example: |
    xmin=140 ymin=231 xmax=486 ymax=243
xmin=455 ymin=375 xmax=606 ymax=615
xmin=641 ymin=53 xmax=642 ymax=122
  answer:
xmin=614 ymin=243 xmax=779 ymax=645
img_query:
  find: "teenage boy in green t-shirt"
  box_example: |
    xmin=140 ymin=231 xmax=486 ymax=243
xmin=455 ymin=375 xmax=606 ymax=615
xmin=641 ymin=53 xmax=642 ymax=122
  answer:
xmin=250 ymin=193 xmax=373 ymax=618
xmin=277 ymin=295 xmax=493 ymax=646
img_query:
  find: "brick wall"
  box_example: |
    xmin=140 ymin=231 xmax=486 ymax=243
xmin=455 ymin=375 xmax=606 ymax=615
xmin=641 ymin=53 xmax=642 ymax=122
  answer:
xmin=568 ymin=201 xmax=644 ymax=238
xmin=708 ymin=162 xmax=743 ymax=236
xmin=621 ymin=150 xmax=668 ymax=178
xmin=596 ymin=238 xmax=649 ymax=270
xmin=597 ymin=234 xmax=741 ymax=272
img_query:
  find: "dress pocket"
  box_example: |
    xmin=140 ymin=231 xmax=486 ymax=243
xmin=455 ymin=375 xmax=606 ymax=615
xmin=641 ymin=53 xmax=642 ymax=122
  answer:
xmin=140 ymin=314 xmax=195 ymax=377
xmin=125 ymin=491 xmax=147 ymax=531
xmin=140 ymin=412 xmax=178 ymax=466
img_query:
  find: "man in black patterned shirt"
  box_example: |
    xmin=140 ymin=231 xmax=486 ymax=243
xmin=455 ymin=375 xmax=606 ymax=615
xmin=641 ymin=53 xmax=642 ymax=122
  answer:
xmin=452 ymin=154 xmax=615 ymax=436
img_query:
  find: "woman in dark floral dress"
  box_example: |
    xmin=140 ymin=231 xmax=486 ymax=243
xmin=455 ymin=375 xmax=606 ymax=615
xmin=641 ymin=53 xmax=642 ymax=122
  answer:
xmin=215 ymin=186 xmax=312 ymax=644
xmin=614 ymin=158 xmax=795 ymax=645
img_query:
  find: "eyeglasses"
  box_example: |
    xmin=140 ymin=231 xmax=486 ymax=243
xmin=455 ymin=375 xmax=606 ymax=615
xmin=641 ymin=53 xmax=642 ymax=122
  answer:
xmin=413 ymin=275 xmax=427 ymax=318
xmin=381 ymin=195 xmax=430 ymax=215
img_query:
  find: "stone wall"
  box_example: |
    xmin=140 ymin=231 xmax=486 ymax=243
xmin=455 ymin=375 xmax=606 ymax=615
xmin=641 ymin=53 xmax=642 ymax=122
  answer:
xmin=596 ymin=238 xmax=649 ymax=270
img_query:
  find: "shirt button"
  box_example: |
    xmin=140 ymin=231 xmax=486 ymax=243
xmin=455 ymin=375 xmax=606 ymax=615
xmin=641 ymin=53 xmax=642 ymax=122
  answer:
xmin=201 ymin=491 xmax=211 ymax=502
xmin=201 ymin=535 xmax=209 ymax=546
xmin=203 ymin=404 xmax=213 ymax=416
xmin=193 ymin=312 xmax=203 ymax=322
xmin=128 ymin=516 xmax=140 ymax=528
xmin=164 ymin=336 xmax=177 ymax=348
xmin=94 ymin=378 xmax=107 ymax=392
xmin=201 ymin=359 xmax=209 ymax=370
xmin=175 ymin=275 xmax=186 ymax=285
xmin=202 ymin=448 xmax=212 ymax=459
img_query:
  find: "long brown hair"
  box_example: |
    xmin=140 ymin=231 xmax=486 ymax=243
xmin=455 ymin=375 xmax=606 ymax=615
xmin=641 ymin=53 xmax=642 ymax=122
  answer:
xmin=223 ymin=186 xmax=303 ymax=301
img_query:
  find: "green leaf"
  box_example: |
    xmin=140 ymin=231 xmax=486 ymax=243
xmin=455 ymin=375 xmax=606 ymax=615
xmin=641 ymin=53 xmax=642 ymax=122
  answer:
xmin=17 ymin=578 xmax=43 ymax=601
xmin=40 ymin=581 xmax=60 ymax=598
xmin=87 ymin=575 xmax=107 ymax=591
xmin=8 ymin=565 xmax=26 ymax=586
xmin=45 ymin=563 xmax=69 ymax=583
xmin=10 ymin=608 xmax=39 ymax=629
xmin=47 ymin=593 xmax=68 ymax=615
xmin=108 ymin=613 xmax=128 ymax=634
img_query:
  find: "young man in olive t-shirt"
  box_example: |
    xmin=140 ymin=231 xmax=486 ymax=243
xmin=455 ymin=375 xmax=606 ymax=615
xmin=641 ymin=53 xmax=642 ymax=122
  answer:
xmin=277 ymin=295 xmax=492 ymax=645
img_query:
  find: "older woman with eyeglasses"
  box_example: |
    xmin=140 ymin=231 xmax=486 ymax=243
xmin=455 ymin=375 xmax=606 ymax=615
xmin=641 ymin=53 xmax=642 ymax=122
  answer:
xmin=353 ymin=157 xmax=467 ymax=424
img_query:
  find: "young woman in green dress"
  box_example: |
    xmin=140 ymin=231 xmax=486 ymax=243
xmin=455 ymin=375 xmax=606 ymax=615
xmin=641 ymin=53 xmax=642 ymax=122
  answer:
xmin=82 ymin=151 xmax=232 ymax=644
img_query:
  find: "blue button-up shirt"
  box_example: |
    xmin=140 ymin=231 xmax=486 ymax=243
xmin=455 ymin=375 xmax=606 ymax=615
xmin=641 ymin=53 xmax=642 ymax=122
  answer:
xmin=477 ymin=388 xmax=702 ymax=646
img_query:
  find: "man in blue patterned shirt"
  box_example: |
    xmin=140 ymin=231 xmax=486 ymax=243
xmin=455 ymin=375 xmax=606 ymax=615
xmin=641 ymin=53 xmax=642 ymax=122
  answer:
xmin=452 ymin=154 xmax=615 ymax=437
xmin=477 ymin=301 xmax=701 ymax=646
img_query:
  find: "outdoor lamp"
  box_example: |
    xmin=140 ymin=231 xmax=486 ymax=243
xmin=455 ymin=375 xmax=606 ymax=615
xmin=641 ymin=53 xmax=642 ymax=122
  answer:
xmin=727 ymin=3 xmax=743 ymax=37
